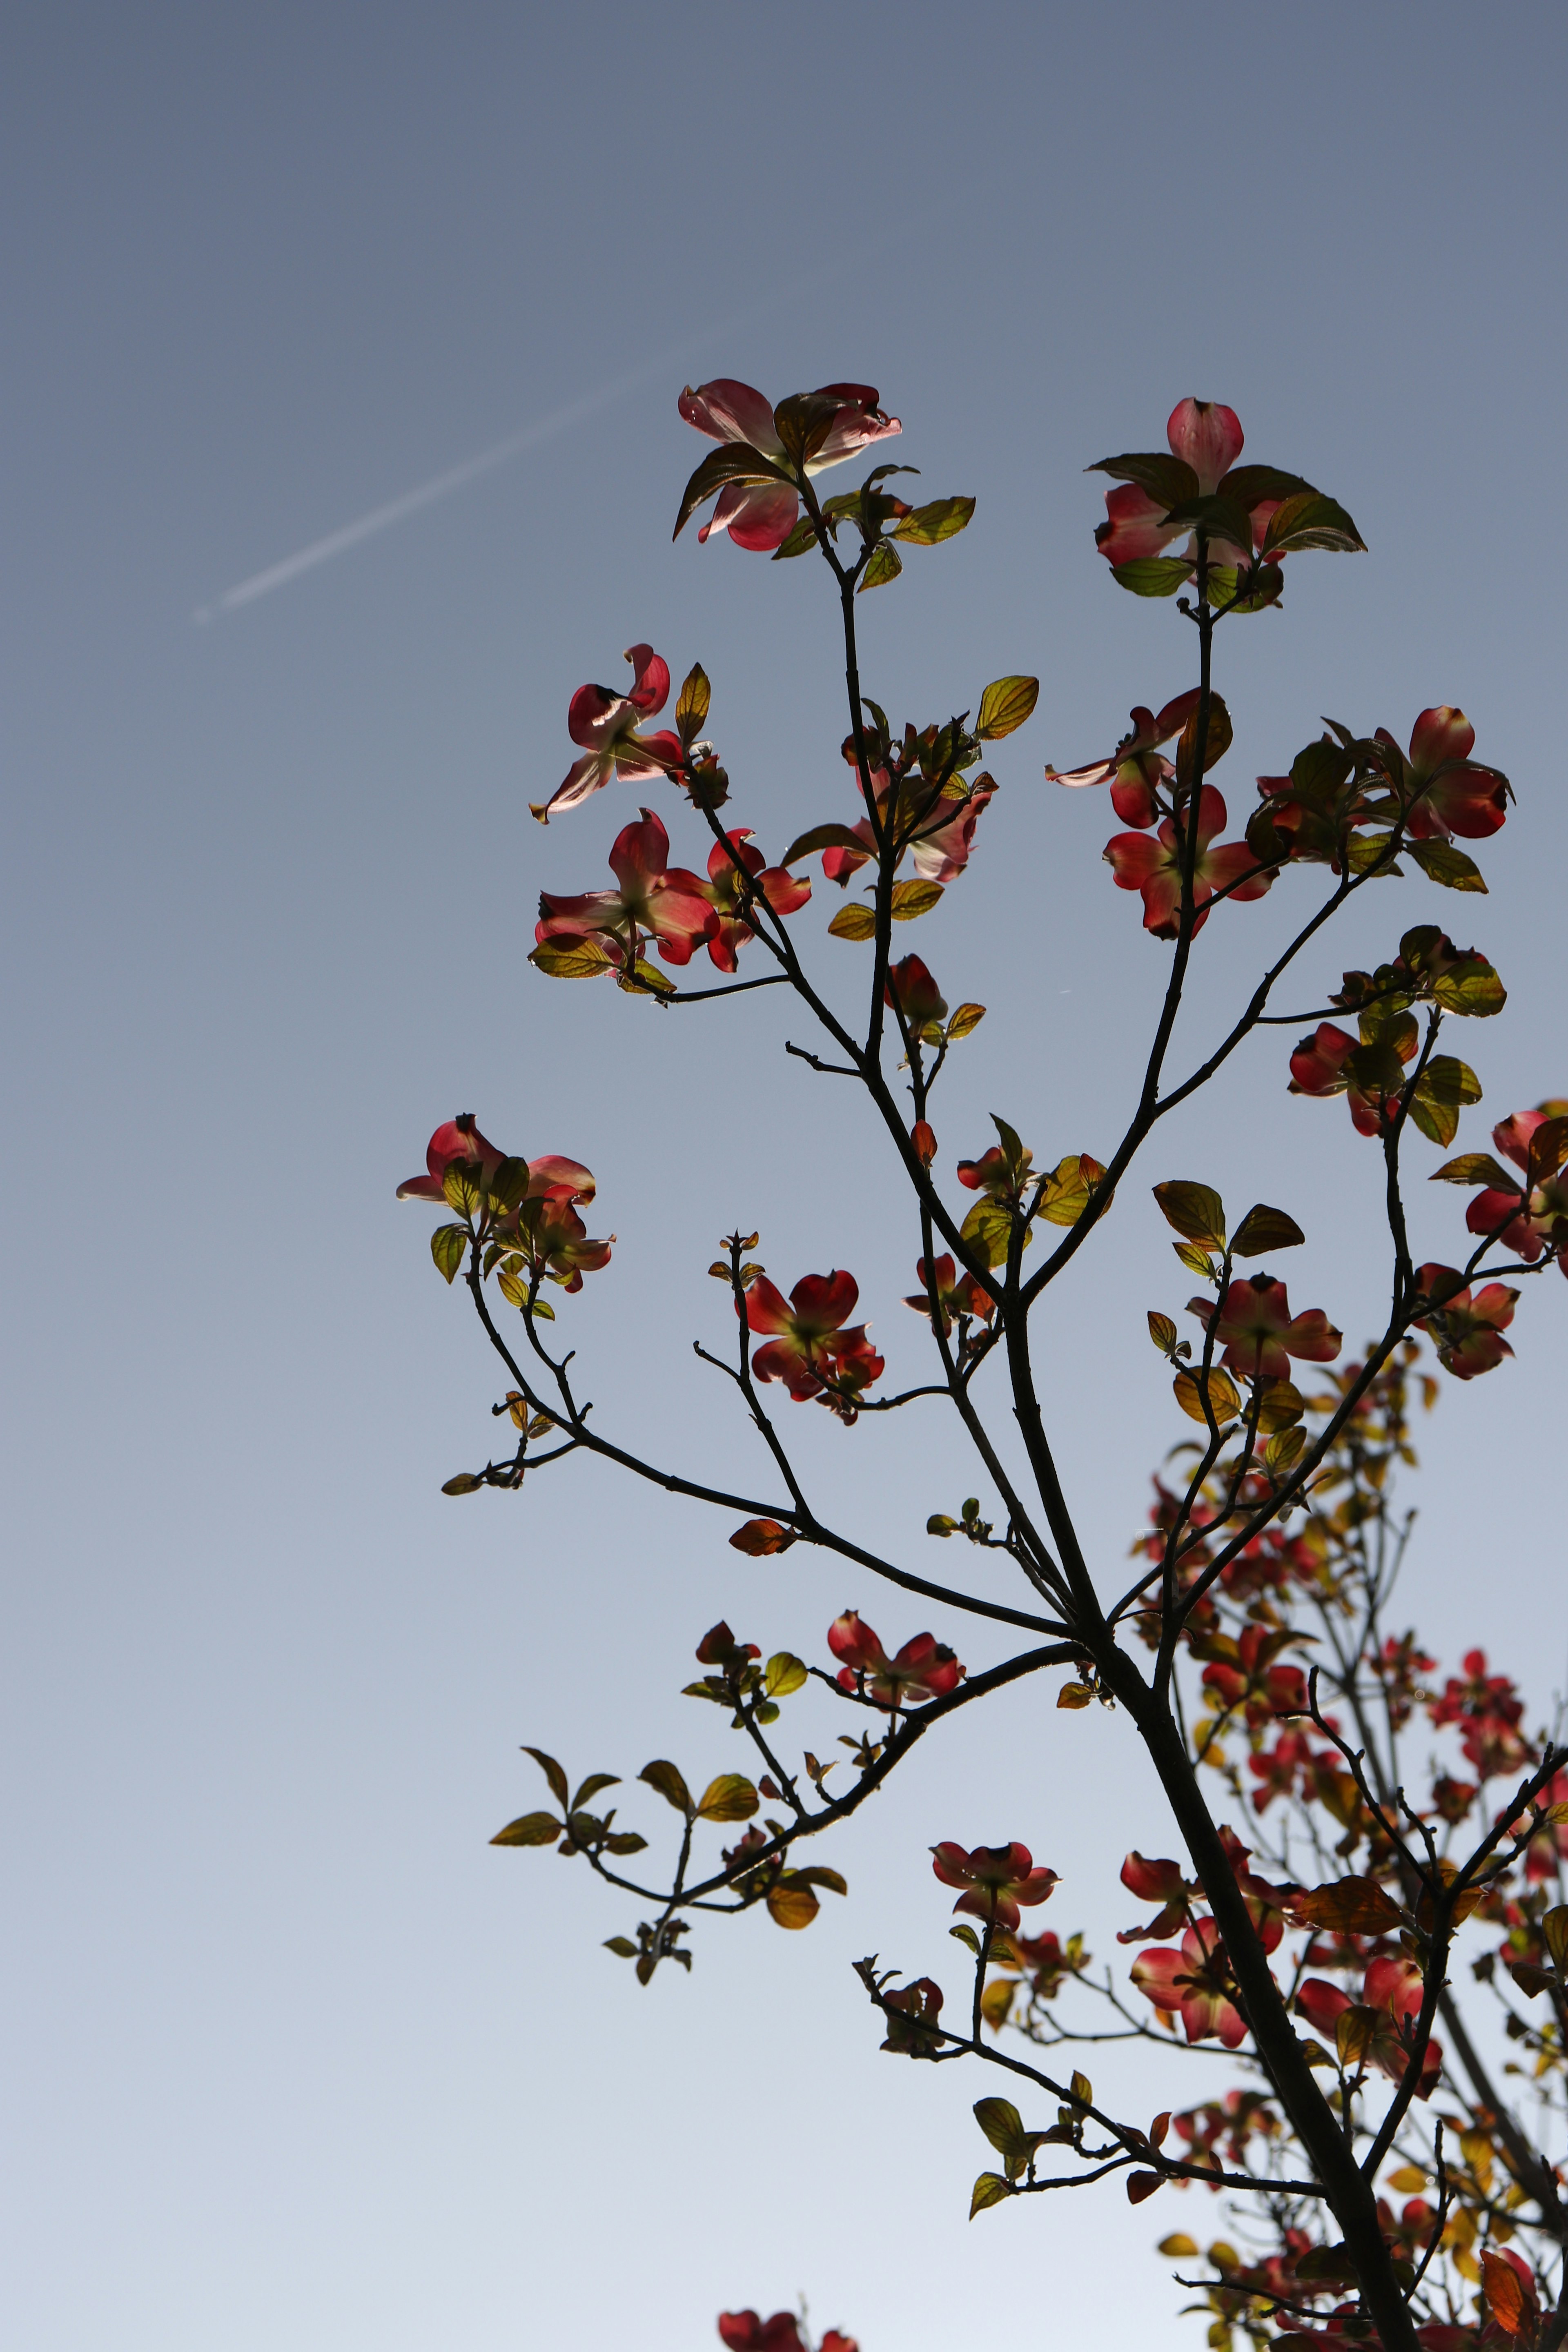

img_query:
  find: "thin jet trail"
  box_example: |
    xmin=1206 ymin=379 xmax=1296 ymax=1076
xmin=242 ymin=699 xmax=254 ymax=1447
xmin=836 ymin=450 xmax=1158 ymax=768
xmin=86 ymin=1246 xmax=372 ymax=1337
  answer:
xmin=190 ymin=207 xmax=953 ymax=624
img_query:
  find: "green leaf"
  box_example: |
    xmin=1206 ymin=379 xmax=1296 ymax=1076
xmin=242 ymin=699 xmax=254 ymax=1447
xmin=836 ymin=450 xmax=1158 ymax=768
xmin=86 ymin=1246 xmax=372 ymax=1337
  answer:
xmin=674 ymin=442 xmax=788 ymax=540
xmin=1172 ymin=1367 xmax=1241 ymax=1427
xmin=1147 ymin=1311 xmax=1177 ymax=1354
xmin=1110 ymin=557 xmax=1193 ymax=597
xmin=602 ymin=1832 xmax=647 ymax=1856
xmin=430 ymin=1223 xmax=469 ymax=1283
xmin=770 ymin=514 xmax=820 ymax=560
xmin=890 ymin=878 xmax=943 ymax=920
xmin=638 ymin=1759 xmax=693 ymax=1814
xmin=675 ymin=662 xmax=710 ymax=737
xmin=603 ymin=1936 xmax=639 ymax=1957
xmin=969 ymin=2171 xmax=1013 ymax=2219
xmin=1173 ymin=1240 xmax=1217 ymax=1278
xmin=780 ymin=822 xmax=872 ymax=866
xmin=1405 ymin=836 xmax=1487 ymax=893
xmin=530 ymin=939 xmax=617 ymax=979
xmin=766 ymin=1873 xmax=822 ymax=1929
xmin=858 ymin=540 xmax=903 ymax=591
xmin=960 ymin=1196 xmax=1019 ymax=1270
xmin=1408 ymin=1054 xmax=1483 ymax=1147
xmin=1219 ymin=465 xmax=1316 ymax=507
xmin=949 ymin=1921 xmax=981 ymax=1954
xmin=975 ymin=676 xmax=1040 ymax=739
xmin=490 ymin=1810 xmax=562 ymax=1847
xmin=973 ymin=2097 xmax=1031 ymax=2165
xmin=764 ymin=1653 xmax=807 ymax=1698
xmin=891 ymin=495 xmax=976 ymax=545
xmin=623 ymin=958 xmax=676 ymax=997
xmin=1087 ymin=451 xmax=1198 ymax=506
xmin=828 ymin=901 xmax=878 ymax=942
xmin=1161 ymin=494 xmax=1257 ymax=557
xmin=522 ymin=1748 xmax=570 ymax=1808
xmin=441 ymin=1472 xmax=482 ymax=1495
xmin=1265 ymin=1425 xmax=1307 ymax=1478
xmin=1261 ymin=492 xmax=1366 ymax=555
xmin=695 ymin=1773 xmax=759 ymax=1823
xmin=571 ymin=1772 xmax=621 ymax=1812
xmin=1430 ymin=1152 xmax=1515 ymax=1189
xmin=946 ymin=1002 xmax=986 ymax=1040
xmin=927 ymin=1514 xmax=958 ymax=1536
xmin=496 ymin=1265 xmax=529 ymax=1311
xmin=488 ymin=1157 xmax=530 ymax=1213
xmin=442 ymin=1163 xmax=481 ymax=1217
xmin=1254 ymin=1379 xmax=1305 ymax=1433
xmin=1344 ymin=831 xmax=1401 ymax=877
xmin=1152 ymin=1180 xmax=1227 ymax=1250
xmin=1229 ymin=1203 xmax=1305 ymax=1258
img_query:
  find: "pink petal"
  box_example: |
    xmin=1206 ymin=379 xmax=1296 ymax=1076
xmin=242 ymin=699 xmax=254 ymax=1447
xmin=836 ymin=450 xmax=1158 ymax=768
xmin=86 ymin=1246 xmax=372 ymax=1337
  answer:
xmin=677 ymin=378 xmax=782 ymax=453
xmin=1166 ymin=398 xmax=1244 ymax=493
xmin=623 ymin=644 xmax=670 ymax=715
xmin=1408 ymin=705 xmax=1475 ymax=774
xmin=607 ymin=808 xmax=671 ymax=894
xmin=699 ymin=479 xmax=801 ymax=551
xmin=567 ymin=683 xmax=635 ymax=751
xmin=533 ymin=749 xmax=612 ymax=823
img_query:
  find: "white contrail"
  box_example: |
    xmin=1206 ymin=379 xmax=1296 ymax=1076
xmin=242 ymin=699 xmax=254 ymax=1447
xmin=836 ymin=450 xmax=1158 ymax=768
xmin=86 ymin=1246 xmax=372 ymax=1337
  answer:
xmin=190 ymin=206 xmax=952 ymax=624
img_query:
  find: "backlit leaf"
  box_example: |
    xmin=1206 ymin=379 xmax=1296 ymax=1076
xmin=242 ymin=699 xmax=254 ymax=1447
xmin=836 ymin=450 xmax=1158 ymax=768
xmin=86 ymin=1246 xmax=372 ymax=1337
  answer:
xmin=441 ymin=1472 xmax=481 ymax=1494
xmin=675 ymin=662 xmax=710 ymax=736
xmin=1254 ymin=1379 xmax=1305 ymax=1433
xmin=764 ymin=1653 xmax=807 ymax=1698
xmin=1172 ymin=1367 xmax=1241 ymax=1427
xmin=1158 ymin=2234 xmax=1201 ymax=2259
xmin=1152 ymin=1180 xmax=1227 ymax=1250
xmin=892 ymin=495 xmax=976 ymax=545
xmin=828 ymin=901 xmax=878 ymax=942
xmin=975 ymin=675 xmax=1040 ymax=739
xmin=1261 ymin=492 xmax=1366 ymax=555
xmin=780 ymin=822 xmax=871 ymax=866
xmin=970 ymin=2170 xmax=1012 ymax=2219
xmin=858 ymin=540 xmax=903 ymax=591
xmin=1430 ymin=1152 xmax=1514 ymax=1189
xmin=1110 ymin=557 xmax=1193 ymax=597
xmin=1147 ymin=1312 xmax=1177 ymax=1354
xmin=430 ymin=1223 xmax=469 ymax=1283
xmin=674 ymin=442 xmax=788 ymax=540
xmin=696 ymin=1773 xmax=759 ymax=1822
xmin=1291 ymin=1877 xmax=1405 ymax=1934
xmin=1229 ymin=1203 xmax=1305 ymax=1258
xmin=604 ymin=1936 xmax=639 ymax=1958
xmin=890 ymin=878 xmax=944 ymax=921
xmin=729 ymin=1518 xmax=797 ymax=1555
xmin=946 ymin=1002 xmax=986 ymax=1039
xmin=523 ymin=1747 xmax=570 ymax=1809
xmin=638 ymin=1759 xmax=693 ymax=1815
xmin=530 ymin=940 xmax=617 ymax=979
xmin=490 ymin=1810 xmax=562 ymax=1847
xmin=1406 ymin=837 xmax=1487 ymax=893
xmin=1087 ymin=451 xmax=1198 ymax=506
xmin=571 ymin=1773 xmax=620 ymax=1812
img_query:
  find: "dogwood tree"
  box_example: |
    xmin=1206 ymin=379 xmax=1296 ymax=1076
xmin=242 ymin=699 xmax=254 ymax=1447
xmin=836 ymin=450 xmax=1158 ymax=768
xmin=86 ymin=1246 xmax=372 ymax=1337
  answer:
xmin=398 ymin=385 xmax=1567 ymax=2352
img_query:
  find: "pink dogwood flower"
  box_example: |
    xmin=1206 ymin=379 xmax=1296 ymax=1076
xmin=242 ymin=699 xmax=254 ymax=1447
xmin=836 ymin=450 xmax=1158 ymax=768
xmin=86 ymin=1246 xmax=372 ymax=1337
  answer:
xmin=701 ymin=830 xmax=812 ymax=972
xmin=396 ymin=1115 xmax=595 ymax=1208
xmin=531 ymin=644 xmax=683 ymax=824
xmin=1296 ymin=1956 xmax=1442 ymax=2098
xmin=1382 ymin=707 xmax=1511 ymax=842
xmin=930 ymin=1840 xmax=1058 ymax=1932
xmin=678 ymin=378 xmax=901 ymax=551
xmin=745 ymin=1271 xmax=884 ymax=1413
xmin=1047 ymin=689 xmax=1201 ymax=826
xmin=903 ymin=1253 xmax=993 ymax=1335
xmin=1188 ymin=1275 xmax=1342 ymax=1380
xmin=1104 ymin=784 xmax=1273 ymax=938
xmin=1412 ymin=1265 xmax=1519 ymax=1379
xmin=534 ymin=808 xmax=717 ymax=969
xmin=1096 ymin=400 xmax=1285 ymax=573
xmin=828 ymin=1610 xmax=964 ymax=1708
xmin=1464 ymin=1107 xmax=1568 ymax=1267
xmin=1130 ymin=1918 xmax=1247 ymax=2047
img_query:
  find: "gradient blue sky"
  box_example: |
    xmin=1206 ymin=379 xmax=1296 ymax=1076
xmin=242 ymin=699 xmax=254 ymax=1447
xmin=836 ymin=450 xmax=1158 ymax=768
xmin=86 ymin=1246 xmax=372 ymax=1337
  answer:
xmin=5 ymin=7 xmax=1566 ymax=2348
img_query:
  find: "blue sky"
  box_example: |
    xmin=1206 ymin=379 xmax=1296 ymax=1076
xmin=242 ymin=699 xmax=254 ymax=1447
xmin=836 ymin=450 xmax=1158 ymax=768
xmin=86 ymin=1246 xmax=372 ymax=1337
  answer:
xmin=4 ymin=7 xmax=1566 ymax=2347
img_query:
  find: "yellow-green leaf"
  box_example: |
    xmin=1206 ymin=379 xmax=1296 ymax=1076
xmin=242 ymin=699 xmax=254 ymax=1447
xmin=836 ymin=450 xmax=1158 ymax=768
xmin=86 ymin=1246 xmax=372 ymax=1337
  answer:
xmin=638 ymin=1759 xmax=693 ymax=1814
xmin=764 ymin=1653 xmax=807 ymax=1698
xmin=695 ymin=1773 xmax=759 ymax=1823
xmin=890 ymin=878 xmax=944 ymax=921
xmin=490 ymin=1810 xmax=562 ymax=1846
xmin=430 ymin=1223 xmax=468 ymax=1283
xmin=946 ymin=1002 xmax=986 ymax=1040
xmin=441 ymin=1472 xmax=482 ymax=1495
xmin=828 ymin=901 xmax=878 ymax=942
xmin=891 ymin=495 xmax=976 ymax=546
xmin=975 ymin=675 xmax=1040 ymax=740
xmin=530 ymin=938 xmax=617 ymax=979
xmin=970 ymin=2171 xmax=1013 ymax=2219
xmin=1172 ymin=1367 xmax=1241 ymax=1427
xmin=858 ymin=540 xmax=903 ymax=591
xmin=1152 ymin=1180 xmax=1227 ymax=1249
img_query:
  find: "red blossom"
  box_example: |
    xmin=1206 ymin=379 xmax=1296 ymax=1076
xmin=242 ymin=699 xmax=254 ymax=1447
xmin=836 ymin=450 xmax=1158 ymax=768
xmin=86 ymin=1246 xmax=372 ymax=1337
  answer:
xmin=1288 ymin=1020 xmax=1417 ymax=1136
xmin=1296 ymin=1956 xmax=1442 ymax=2098
xmin=1047 ymin=688 xmax=1201 ymax=825
xmin=1096 ymin=400 xmax=1266 ymax=571
xmin=884 ymin=953 xmax=948 ymax=1037
xmin=1201 ymin=1623 xmax=1311 ymax=1727
xmin=1411 ymin=1265 xmax=1519 ymax=1381
xmin=717 ymin=2316 xmax=807 ymax=2352
xmin=396 ymin=1116 xmax=595 ymax=1209
xmin=535 ymin=807 xmax=718 ymax=970
xmin=1388 ymin=706 xmax=1511 ymax=843
xmin=931 ymin=1840 xmax=1059 ymax=1931
xmin=828 ymin=1610 xmax=964 ymax=1708
xmin=1104 ymin=784 xmax=1272 ymax=939
xmin=679 ymin=377 xmax=901 ymax=551
xmin=531 ymin=643 xmax=682 ymax=823
xmin=746 ymin=1271 xmax=884 ymax=1419
xmin=1130 ymin=1918 xmax=1247 ymax=2047
xmin=1428 ymin=1647 xmax=1531 ymax=1777
xmin=702 ymin=830 xmax=812 ymax=972
xmin=902 ymin=1253 xmax=993 ymax=1335
xmin=1465 ymin=1106 xmax=1568 ymax=1268
xmin=1188 ymin=1274 xmax=1342 ymax=1380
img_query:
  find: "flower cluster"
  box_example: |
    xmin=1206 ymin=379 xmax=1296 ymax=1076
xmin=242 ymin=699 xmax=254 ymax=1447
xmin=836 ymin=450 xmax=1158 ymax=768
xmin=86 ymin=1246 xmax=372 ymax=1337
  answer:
xmin=531 ymin=643 xmax=682 ymax=824
xmin=828 ymin=1610 xmax=964 ymax=1708
xmin=677 ymin=377 xmax=902 ymax=552
xmin=396 ymin=1116 xmax=612 ymax=1293
xmin=744 ymin=1270 xmax=884 ymax=1422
